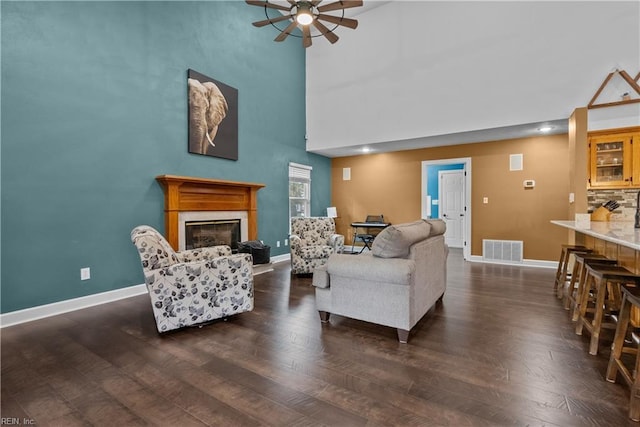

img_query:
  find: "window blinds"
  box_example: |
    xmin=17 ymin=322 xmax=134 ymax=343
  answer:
xmin=288 ymin=162 xmax=312 ymax=180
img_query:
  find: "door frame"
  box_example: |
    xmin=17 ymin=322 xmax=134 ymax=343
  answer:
xmin=421 ymin=157 xmax=472 ymax=260
xmin=438 ymin=169 xmax=465 ymax=248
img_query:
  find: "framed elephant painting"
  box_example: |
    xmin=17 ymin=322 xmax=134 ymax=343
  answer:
xmin=187 ymin=69 xmax=238 ymax=160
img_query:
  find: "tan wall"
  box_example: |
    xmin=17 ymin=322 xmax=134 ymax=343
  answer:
xmin=331 ymin=134 xmax=571 ymax=261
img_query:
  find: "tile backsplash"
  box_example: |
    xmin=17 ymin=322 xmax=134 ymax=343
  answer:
xmin=587 ymin=189 xmax=640 ymax=221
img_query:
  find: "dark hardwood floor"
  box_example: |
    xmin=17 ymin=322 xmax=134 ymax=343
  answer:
xmin=1 ymin=249 xmax=634 ymax=426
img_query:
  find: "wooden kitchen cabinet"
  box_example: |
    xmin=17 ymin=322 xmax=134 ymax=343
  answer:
xmin=588 ymin=126 xmax=640 ymax=188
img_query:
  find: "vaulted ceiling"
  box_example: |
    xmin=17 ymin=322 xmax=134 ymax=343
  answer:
xmin=304 ymin=1 xmax=640 ymax=157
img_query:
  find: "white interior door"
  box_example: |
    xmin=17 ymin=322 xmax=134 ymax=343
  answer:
xmin=439 ymin=170 xmax=465 ymax=248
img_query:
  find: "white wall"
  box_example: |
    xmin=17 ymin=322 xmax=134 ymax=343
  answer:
xmin=588 ymin=103 xmax=640 ymax=131
xmin=306 ymin=1 xmax=640 ymax=152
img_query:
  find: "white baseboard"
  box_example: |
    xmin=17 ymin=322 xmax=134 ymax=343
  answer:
xmin=271 ymin=253 xmax=290 ymax=264
xmin=0 ymin=284 xmax=148 ymax=328
xmin=1 ymin=255 xmax=292 ymax=328
xmin=467 ymin=255 xmax=558 ymax=269
xmin=0 ymin=253 xmax=555 ymax=327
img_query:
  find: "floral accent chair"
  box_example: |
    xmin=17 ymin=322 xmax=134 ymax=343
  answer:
xmin=131 ymin=225 xmax=254 ymax=333
xmin=290 ymin=217 xmax=344 ymax=275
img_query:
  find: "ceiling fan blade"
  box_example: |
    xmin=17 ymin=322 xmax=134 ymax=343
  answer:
xmin=317 ymin=0 xmax=363 ymax=13
xmin=252 ymin=14 xmax=292 ymax=27
xmin=274 ymin=20 xmax=299 ymax=42
xmin=312 ymin=19 xmax=339 ymax=44
xmin=246 ymin=0 xmax=292 ymax=12
xmin=316 ymin=14 xmax=358 ymax=29
xmin=302 ymin=25 xmax=312 ymax=48
xmin=286 ymin=0 xmax=297 ymax=4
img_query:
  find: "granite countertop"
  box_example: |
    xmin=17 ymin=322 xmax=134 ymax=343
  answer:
xmin=551 ymin=220 xmax=640 ymax=250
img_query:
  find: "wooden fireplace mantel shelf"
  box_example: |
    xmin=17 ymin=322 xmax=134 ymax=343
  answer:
xmin=156 ymin=175 xmax=265 ymax=250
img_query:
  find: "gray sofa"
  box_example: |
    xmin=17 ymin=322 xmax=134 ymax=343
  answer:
xmin=312 ymin=219 xmax=448 ymax=343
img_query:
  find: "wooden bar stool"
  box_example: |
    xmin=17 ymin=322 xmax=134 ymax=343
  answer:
xmin=576 ymin=264 xmax=637 ymax=355
xmin=566 ymin=253 xmax=617 ymax=319
xmin=554 ymin=245 xmax=592 ymax=298
xmin=606 ymin=281 xmax=640 ymax=422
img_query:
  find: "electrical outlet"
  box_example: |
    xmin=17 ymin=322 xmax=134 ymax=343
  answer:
xmin=276 ymin=241 xmax=280 ymax=247
xmin=80 ymin=267 xmax=91 ymax=281
xmin=483 ymin=197 xmax=489 ymax=204
xmin=284 ymin=239 xmax=288 ymax=246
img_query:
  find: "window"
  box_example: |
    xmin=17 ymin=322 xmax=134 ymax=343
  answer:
xmin=289 ymin=163 xmax=312 ymax=224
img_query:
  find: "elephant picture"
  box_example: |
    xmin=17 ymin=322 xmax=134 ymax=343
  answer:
xmin=187 ymin=69 xmax=238 ymax=160
xmin=189 ymin=78 xmax=227 ymax=151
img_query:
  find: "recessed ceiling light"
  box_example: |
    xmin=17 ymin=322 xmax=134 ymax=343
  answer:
xmin=361 ymin=147 xmax=371 ymax=153
xmin=538 ymin=126 xmax=553 ymax=133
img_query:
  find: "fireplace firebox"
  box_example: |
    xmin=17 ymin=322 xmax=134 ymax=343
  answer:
xmin=185 ymin=219 xmax=241 ymax=252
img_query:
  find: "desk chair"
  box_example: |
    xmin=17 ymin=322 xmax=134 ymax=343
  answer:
xmin=354 ymin=214 xmax=384 ymax=253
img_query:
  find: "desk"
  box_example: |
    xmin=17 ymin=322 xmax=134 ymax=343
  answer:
xmin=350 ymin=222 xmax=390 ymax=254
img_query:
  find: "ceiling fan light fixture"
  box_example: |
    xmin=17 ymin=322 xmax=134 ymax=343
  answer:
xmin=295 ymin=3 xmax=314 ymax=26
xmin=246 ymin=0 xmax=363 ymax=47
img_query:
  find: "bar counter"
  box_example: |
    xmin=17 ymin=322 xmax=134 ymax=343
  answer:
xmin=551 ymin=220 xmax=640 ymax=273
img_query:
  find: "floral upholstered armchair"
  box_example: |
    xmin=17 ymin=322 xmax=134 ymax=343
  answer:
xmin=290 ymin=217 xmax=344 ymax=275
xmin=131 ymin=225 xmax=254 ymax=333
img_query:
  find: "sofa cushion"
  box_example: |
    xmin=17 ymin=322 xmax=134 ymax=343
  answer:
xmin=372 ymin=220 xmax=431 ymax=258
xmin=425 ymin=219 xmax=446 ymax=236
xmin=298 ymin=245 xmax=334 ymax=259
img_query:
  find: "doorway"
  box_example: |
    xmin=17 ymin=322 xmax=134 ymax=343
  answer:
xmin=438 ymin=170 xmax=465 ymax=248
xmin=421 ymin=157 xmax=472 ymax=260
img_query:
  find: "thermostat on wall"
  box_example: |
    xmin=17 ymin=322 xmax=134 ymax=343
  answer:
xmin=523 ymin=179 xmax=535 ymax=189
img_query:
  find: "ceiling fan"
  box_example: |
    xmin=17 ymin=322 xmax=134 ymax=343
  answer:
xmin=246 ymin=1 xmax=363 ymax=48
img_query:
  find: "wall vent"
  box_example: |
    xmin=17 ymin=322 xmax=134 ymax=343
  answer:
xmin=482 ymin=239 xmax=523 ymax=263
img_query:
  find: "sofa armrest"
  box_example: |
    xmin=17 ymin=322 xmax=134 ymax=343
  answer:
xmin=289 ymin=234 xmax=302 ymax=251
xmin=176 ymin=245 xmax=232 ymax=263
xmin=329 ymin=234 xmax=345 ymax=253
xmin=311 ymin=265 xmax=330 ymax=289
xmin=327 ymin=253 xmax=415 ymax=286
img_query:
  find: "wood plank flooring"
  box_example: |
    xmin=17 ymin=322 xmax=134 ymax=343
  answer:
xmin=1 ymin=249 xmax=635 ymax=426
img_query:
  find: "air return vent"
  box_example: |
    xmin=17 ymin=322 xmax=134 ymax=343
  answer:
xmin=482 ymin=239 xmax=523 ymax=263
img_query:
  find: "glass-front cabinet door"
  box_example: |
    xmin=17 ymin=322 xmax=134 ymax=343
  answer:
xmin=589 ymin=134 xmax=633 ymax=188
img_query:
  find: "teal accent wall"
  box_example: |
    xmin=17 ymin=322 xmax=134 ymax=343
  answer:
xmin=1 ymin=1 xmax=330 ymax=313
xmin=426 ymin=163 xmax=464 ymax=219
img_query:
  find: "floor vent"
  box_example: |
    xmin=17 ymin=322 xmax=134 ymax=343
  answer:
xmin=482 ymin=239 xmax=523 ymax=263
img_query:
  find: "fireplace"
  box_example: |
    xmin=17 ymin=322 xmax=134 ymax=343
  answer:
xmin=185 ymin=219 xmax=241 ymax=251
xmin=156 ymin=175 xmax=264 ymax=251
xmin=178 ymin=211 xmax=248 ymax=251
